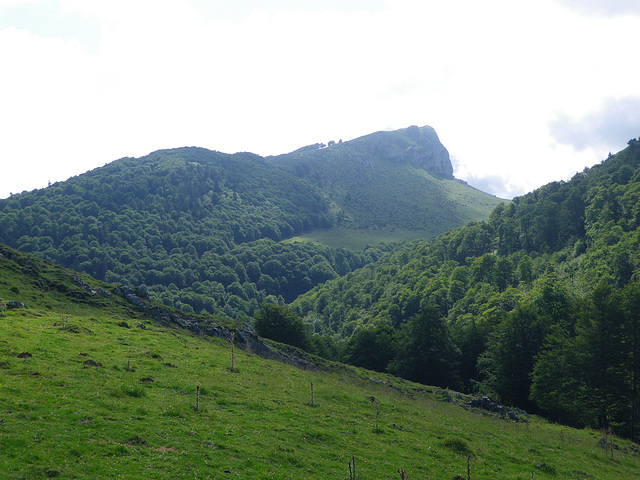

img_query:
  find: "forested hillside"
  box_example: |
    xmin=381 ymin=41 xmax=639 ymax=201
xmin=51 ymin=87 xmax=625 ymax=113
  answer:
xmin=0 ymin=127 xmax=500 ymax=318
xmin=291 ymin=138 xmax=640 ymax=441
xmin=3 ymin=127 xmax=640 ymax=447
xmin=272 ymin=125 xmax=503 ymax=246
xmin=3 ymin=244 xmax=639 ymax=479
xmin=0 ymin=147 xmax=387 ymax=318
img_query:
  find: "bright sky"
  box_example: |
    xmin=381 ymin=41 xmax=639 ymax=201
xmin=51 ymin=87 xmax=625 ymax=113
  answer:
xmin=1 ymin=0 xmax=640 ymax=200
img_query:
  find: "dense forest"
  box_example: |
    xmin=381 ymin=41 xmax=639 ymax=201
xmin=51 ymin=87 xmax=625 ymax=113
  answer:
xmin=0 ymin=128 xmax=500 ymax=318
xmin=0 ymin=148 xmax=397 ymax=317
xmin=287 ymin=138 xmax=640 ymax=440
xmin=4 ymin=127 xmax=640 ymax=440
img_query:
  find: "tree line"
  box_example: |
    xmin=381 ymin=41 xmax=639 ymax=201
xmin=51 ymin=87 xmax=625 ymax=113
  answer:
xmin=0 ymin=147 xmax=393 ymax=317
xmin=288 ymin=138 xmax=640 ymax=440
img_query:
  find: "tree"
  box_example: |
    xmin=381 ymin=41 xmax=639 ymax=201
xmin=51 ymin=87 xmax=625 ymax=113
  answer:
xmin=622 ymin=281 xmax=640 ymax=441
xmin=452 ymin=317 xmax=490 ymax=393
xmin=530 ymin=331 xmax=585 ymax=425
xmin=471 ymin=254 xmax=496 ymax=284
xmin=534 ymin=283 xmax=632 ymax=432
xmin=494 ymin=257 xmax=514 ymax=292
xmin=340 ymin=325 xmax=398 ymax=373
xmin=575 ymin=283 xmax=628 ymax=431
xmin=389 ymin=303 xmax=460 ymax=389
xmin=517 ymin=255 xmax=533 ymax=284
xmin=479 ymin=303 xmax=549 ymax=409
xmin=531 ymin=273 xmax=576 ymax=333
xmin=253 ymin=303 xmax=310 ymax=350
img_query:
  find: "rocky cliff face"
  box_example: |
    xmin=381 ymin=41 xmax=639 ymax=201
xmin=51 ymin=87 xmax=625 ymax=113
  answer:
xmin=276 ymin=125 xmax=453 ymax=177
xmin=345 ymin=125 xmax=453 ymax=176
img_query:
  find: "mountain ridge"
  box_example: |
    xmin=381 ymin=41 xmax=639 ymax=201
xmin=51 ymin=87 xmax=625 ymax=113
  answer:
xmin=276 ymin=125 xmax=453 ymax=175
xmin=270 ymin=125 xmax=502 ymax=243
xmin=0 ymin=126 xmax=502 ymax=318
xmin=290 ymin=137 xmax=640 ymax=439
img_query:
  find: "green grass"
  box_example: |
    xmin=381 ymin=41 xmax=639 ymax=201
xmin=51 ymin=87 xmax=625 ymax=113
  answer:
xmin=285 ymin=163 xmax=505 ymax=250
xmin=1 ymin=248 xmax=639 ymax=479
xmin=2 ymin=306 xmax=640 ymax=479
xmin=286 ymin=227 xmax=424 ymax=251
xmin=287 ymin=173 xmax=507 ymax=251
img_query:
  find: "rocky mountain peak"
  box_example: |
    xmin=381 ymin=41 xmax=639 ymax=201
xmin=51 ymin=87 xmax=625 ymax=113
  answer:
xmin=347 ymin=125 xmax=453 ymax=176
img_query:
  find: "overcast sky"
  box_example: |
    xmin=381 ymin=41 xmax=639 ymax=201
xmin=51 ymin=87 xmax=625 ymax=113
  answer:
xmin=1 ymin=0 xmax=640 ymax=200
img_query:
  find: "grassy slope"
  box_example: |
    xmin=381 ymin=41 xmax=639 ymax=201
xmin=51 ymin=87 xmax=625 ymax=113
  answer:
xmin=2 ymin=252 xmax=639 ymax=479
xmin=287 ymin=162 xmax=505 ymax=250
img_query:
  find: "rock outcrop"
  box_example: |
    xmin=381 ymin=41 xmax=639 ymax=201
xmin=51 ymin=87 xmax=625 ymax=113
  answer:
xmin=113 ymin=285 xmax=319 ymax=372
xmin=346 ymin=125 xmax=453 ymax=176
xmin=277 ymin=125 xmax=453 ymax=176
xmin=466 ymin=396 xmax=529 ymax=422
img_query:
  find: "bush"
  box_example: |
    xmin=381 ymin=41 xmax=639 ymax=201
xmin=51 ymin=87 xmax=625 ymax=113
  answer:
xmin=253 ymin=303 xmax=310 ymax=351
xmin=440 ymin=436 xmax=473 ymax=456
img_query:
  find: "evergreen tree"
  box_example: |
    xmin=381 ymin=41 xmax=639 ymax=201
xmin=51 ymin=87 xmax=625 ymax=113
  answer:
xmin=574 ymin=283 xmax=627 ymax=430
xmin=253 ymin=303 xmax=310 ymax=351
xmin=389 ymin=302 xmax=460 ymax=389
xmin=530 ymin=330 xmax=585 ymax=425
xmin=479 ymin=303 xmax=549 ymax=409
xmin=452 ymin=318 xmax=489 ymax=393
xmin=622 ymin=281 xmax=640 ymax=441
xmin=340 ymin=324 xmax=398 ymax=373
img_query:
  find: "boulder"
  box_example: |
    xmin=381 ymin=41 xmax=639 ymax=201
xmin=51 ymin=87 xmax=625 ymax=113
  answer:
xmin=6 ymin=301 xmax=25 ymax=309
xmin=467 ymin=396 xmax=528 ymax=422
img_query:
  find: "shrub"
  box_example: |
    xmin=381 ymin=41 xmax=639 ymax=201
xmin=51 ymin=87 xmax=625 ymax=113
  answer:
xmin=253 ymin=303 xmax=310 ymax=350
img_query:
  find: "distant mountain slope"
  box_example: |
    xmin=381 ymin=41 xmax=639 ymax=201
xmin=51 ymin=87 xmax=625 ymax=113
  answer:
xmin=0 ymin=126 xmax=502 ymax=317
xmin=0 ymin=147 xmax=389 ymax=318
xmin=291 ymin=138 xmax=640 ymax=438
xmin=271 ymin=125 xmax=504 ymax=246
xmin=293 ymin=139 xmax=640 ymax=336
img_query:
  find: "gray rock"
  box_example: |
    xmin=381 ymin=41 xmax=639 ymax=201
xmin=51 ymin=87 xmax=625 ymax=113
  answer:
xmin=125 ymin=294 xmax=143 ymax=306
xmin=136 ymin=285 xmax=149 ymax=299
xmin=6 ymin=301 xmax=25 ymax=309
xmin=467 ymin=396 xmax=528 ymax=422
xmin=347 ymin=125 xmax=453 ymax=176
xmin=114 ymin=285 xmax=135 ymax=297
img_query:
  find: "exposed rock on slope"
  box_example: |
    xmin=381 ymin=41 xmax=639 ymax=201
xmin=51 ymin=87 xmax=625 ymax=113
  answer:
xmin=345 ymin=125 xmax=453 ymax=176
xmin=278 ymin=125 xmax=453 ymax=176
xmin=112 ymin=285 xmax=319 ymax=372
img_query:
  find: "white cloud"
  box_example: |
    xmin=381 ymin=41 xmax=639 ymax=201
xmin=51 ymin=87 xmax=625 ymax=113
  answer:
xmin=1 ymin=0 xmax=640 ymax=199
xmin=0 ymin=0 xmax=39 ymax=5
xmin=552 ymin=0 xmax=640 ymax=17
xmin=0 ymin=26 xmax=103 ymax=194
xmin=549 ymin=96 xmax=640 ymax=152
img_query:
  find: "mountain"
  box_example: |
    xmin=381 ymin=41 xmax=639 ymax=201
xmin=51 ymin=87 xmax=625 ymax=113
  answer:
xmin=278 ymin=125 xmax=452 ymax=175
xmin=0 ymin=126 xmax=501 ymax=318
xmin=291 ymin=137 xmax=640 ymax=439
xmin=272 ymin=125 xmax=503 ymax=247
xmin=1 ymin=244 xmax=639 ymax=478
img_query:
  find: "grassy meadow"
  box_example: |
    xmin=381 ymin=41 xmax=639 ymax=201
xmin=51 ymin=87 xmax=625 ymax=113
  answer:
xmin=285 ymin=227 xmax=422 ymax=251
xmin=1 ymin=248 xmax=639 ymax=479
xmin=286 ymin=169 xmax=505 ymax=251
xmin=2 ymin=305 xmax=640 ymax=479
